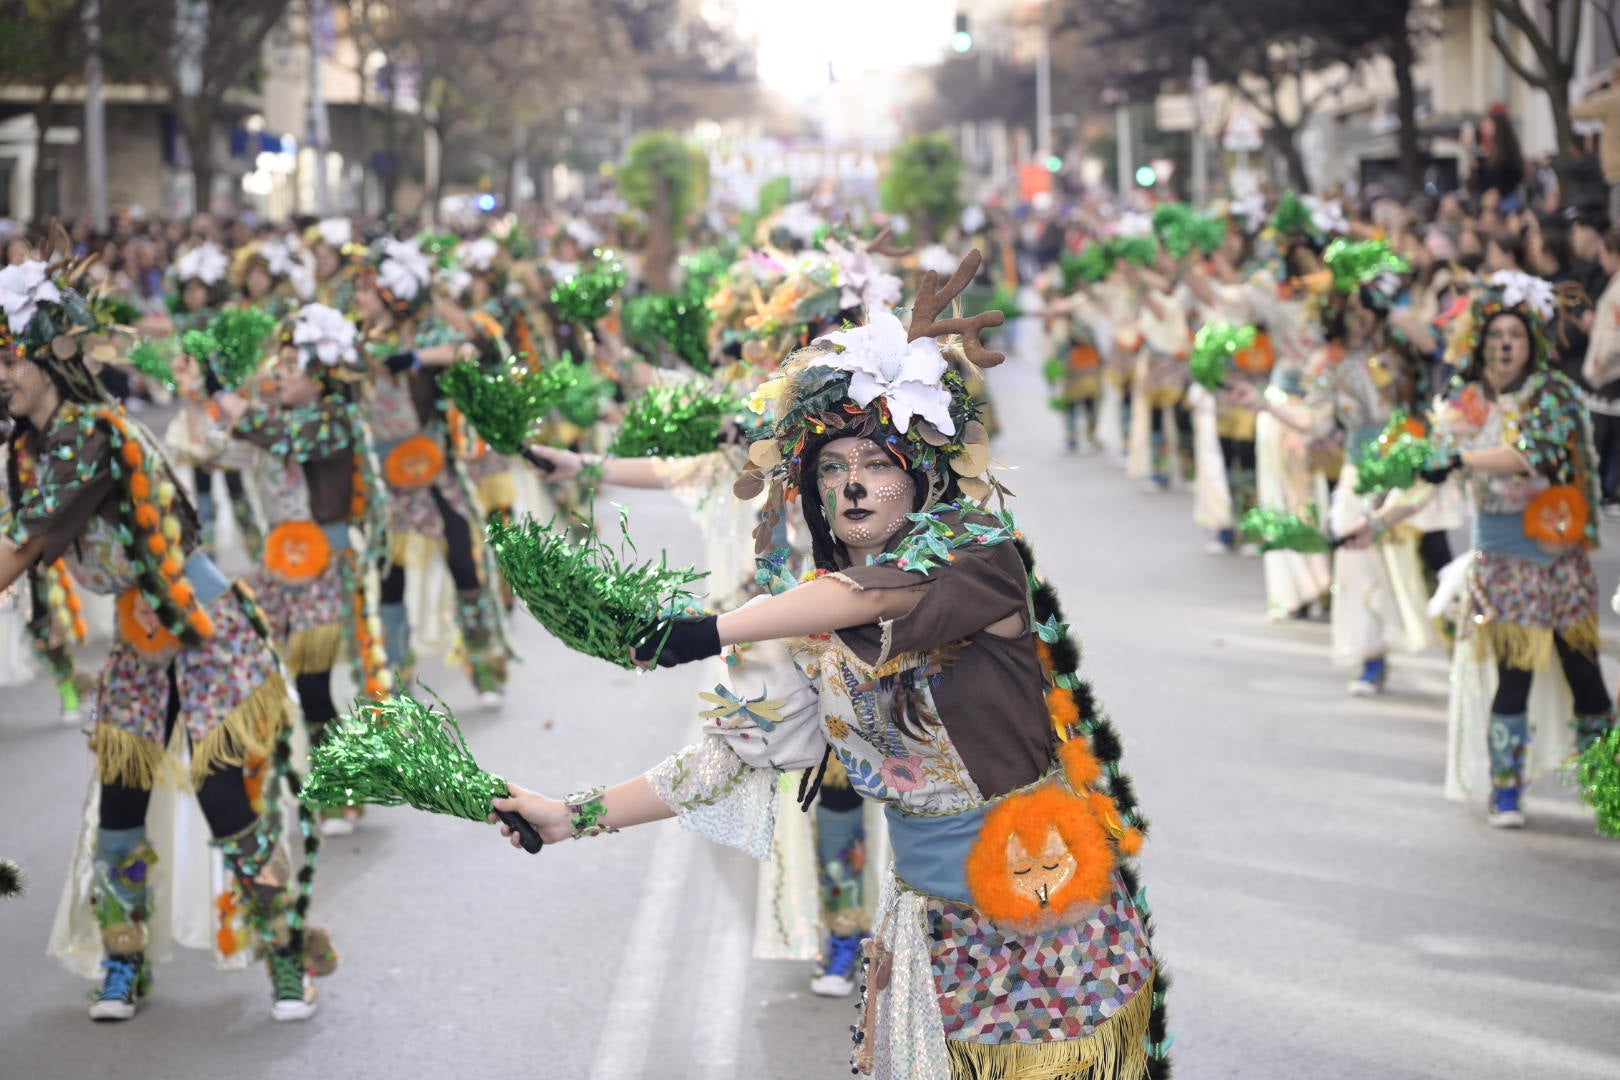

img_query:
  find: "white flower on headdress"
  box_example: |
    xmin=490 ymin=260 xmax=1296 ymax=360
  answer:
xmin=824 ymin=238 xmax=902 ymax=314
xmin=1489 ymin=270 xmax=1556 ymax=320
xmin=176 ymin=242 xmax=228 ymax=287
xmin=317 ymin=218 xmax=352 ymax=248
xmin=917 ymin=244 xmax=959 ymax=277
xmin=564 ymin=219 xmax=600 ymax=248
xmin=0 ymin=260 xmax=61 ymax=335
xmin=259 ymin=240 xmax=300 ymax=281
xmin=1230 ymin=195 xmax=1267 ymax=236
xmin=813 ymin=310 xmax=955 ymax=436
xmin=377 ymin=237 xmax=432 ymax=303
xmin=291 ymin=303 xmax=358 ymax=368
xmin=458 ymin=237 xmax=499 ymax=273
xmin=960 ymin=205 xmax=987 ymax=234
xmin=1115 ymin=212 xmax=1153 ymax=238
xmin=287 ymin=258 xmax=316 ymax=301
xmin=1303 ymin=195 xmax=1348 ymax=238
xmin=775 ymin=201 xmax=824 ymax=243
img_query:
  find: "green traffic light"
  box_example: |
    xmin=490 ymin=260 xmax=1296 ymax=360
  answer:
xmin=1046 ymin=156 xmax=1063 ymax=172
xmin=952 ymin=30 xmax=973 ymax=53
xmin=1135 ymin=165 xmax=1157 ymax=187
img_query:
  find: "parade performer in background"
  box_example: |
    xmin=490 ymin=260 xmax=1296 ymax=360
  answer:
xmin=355 ymin=236 xmax=511 ymax=703
xmin=169 ymin=301 xmax=392 ymax=836
xmin=491 ymin=254 xmax=1170 ymax=1079
xmin=1416 ymin=273 xmax=1613 ymax=826
xmin=0 ymin=250 xmax=329 ymax=1021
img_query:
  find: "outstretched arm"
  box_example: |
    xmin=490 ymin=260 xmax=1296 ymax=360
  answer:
xmin=716 ymin=574 xmax=921 ymax=646
xmin=490 ymin=777 xmax=673 ymax=847
xmin=0 ymin=536 xmax=45 ymax=596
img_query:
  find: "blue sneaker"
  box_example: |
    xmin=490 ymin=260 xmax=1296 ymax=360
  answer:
xmin=1349 ymin=657 xmax=1387 ymax=697
xmin=88 ymin=953 xmax=149 ymax=1021
xmin=810 ymin=933 xmax=865 ymax=998
xmin=1488 ymin=787 xmax=1526 ymax=829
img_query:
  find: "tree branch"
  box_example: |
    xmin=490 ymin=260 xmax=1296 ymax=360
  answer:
xmin=1489 ymin=27 xmax=1551 ymax=88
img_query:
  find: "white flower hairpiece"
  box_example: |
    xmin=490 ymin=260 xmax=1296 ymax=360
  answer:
xmin=917 ymin=244 xmax=959 ymax=277
xmin=377 ymin=238 xmax=432 ymax=303
xmin=176 ymin=243 xmax=228 ymax=287
xmin=775 ymin=201 xmax=824 ymax=243
xmin=1303 ymin=195 xmax=1349 ymax=238
xmin=812 ymin=310 xmax=955 ymax=436
xmin=1230 ymin=195 xmax=1268 ymax=236
xmin=824 ymin=238 xmax=902 ymax=314
xmin=458 ymin=237 xmax=499 ymax=273
xmin=0 ymin=260 xmax=61 ymax=335
xmin=1489 ymin=270 xmax=1557 ymax=320
xmin=290 ymin=303 xmax=359 ymax=367
xmin=317 ymin=218 xmax=352 ymax=248
xmin=1115 ymin=212 xmax=1154 ymax=238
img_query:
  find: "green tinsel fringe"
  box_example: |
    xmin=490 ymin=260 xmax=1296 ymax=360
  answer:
xmin=1323 ymin=238 xmax=1410 ymax=295
xmin=1152 ymin=203 xmax=1226 ymax=260
xmin=128 ymin=338 xmax=178 ymax=389
xmin=1571 ymin=729 xmax=1620 ymax=837
xmin=301 ymin=692 xmax=509 ymax=822
xmin=1269 ymin=191 xmax=1313 ymax=237
xmin=180 ymin=307 xmax=278 ymax=390
xmin=609 ymin=385 xmax=741 ymax=458
xmin=440 ymin=359 xmax=558 ymax=456
xmin=1061 ymin=246 xmax=1111 ymax=289
xmin=622 ymin=292 xmax=714 ymax=373
xmin=1110 ymin=236 xmax=1160 ymax=269
xmin=551 ymin=256 xmax=628 ymax=326
xmin=0 ymin=857 xmax=24 ymax=899
xmin=1353 ymin=413 xmax=1438 ymax=494
xmin=488 ymin=510 xmax=705 ymax=670
xmin=1189 ymin=322 xmax=1256 ymax=391
xmin=1239 ymin=507 xmax=1332 ymax=554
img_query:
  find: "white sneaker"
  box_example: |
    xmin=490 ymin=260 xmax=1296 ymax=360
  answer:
xmin=319 ymin=814 xmax=356 ymax=838
xmin=1238 ymin=543 xmax=1263 ymax=558
xmin=269 ymin=953 xmax=319 ymax=1022
xmin=1204 ymin=539 xmax=1233 ymax=556
xmin=478 ymin=689 xmax=505 ymax=708
xmin=59 ymin=706 xmax=84 ymax=726
xmin=1486 ymin=808 xmax=1526 ymax=829
xmin=809 ymin=970 xmax=856 ymax=997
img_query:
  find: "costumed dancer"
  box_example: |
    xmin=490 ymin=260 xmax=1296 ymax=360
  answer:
xmin=1042 ymin=273 xmax=1104 ymax=453
xmin=356 ymin=236 xmax=511 ymax=703
xmin=1126 ymin=250 xmax=1193 ymax=490
xmin=1300 ymin=242 xmax=1438 ymax=693
xmin=1417 ymin=272 xmax=1613 ymax=826
xmin=492 ymin=255 xmax=1170 ymax=1079
xmin=0 ymin=251 xmax=329 ymax=1021
xmin=168 ymin=302 xmax=392 ymax=837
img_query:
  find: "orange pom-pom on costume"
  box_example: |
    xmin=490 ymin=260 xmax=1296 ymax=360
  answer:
xmin=964 ymin=782 xmax=1116 ymax=935
xmin=383 ymin=434 xmax=445 ymax=490
xmin=264 ymin=521 xmax=332 ymax=584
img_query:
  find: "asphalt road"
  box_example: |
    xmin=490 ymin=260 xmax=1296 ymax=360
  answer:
xmin=3 ymin=346 xmax=1619 ymax=1080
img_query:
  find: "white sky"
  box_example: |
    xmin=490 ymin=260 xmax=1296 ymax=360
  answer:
xmin=749 ymin=0 xmax=957 ymax=100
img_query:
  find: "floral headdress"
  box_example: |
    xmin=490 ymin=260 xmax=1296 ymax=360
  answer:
xmin=823 ymin=228 xmax=906 ymax=315
xmin=286 ymin=302 xmax=361 ymax=371
xmin=0 ymin=234 xmax=129 ymax=402
xmin=232 ymin=238 xmax=314 ymax=300
xmin=732 ymin=250 xmax=1006 ymax=553
xmin=362 ymin=236 xmax=435 ymax=317
xmin=1453 ymin=269 xmax=1556 ymax=372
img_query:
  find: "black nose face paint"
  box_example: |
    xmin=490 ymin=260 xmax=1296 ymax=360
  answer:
xmin=844 ymin=481 xmax=867 ymax=502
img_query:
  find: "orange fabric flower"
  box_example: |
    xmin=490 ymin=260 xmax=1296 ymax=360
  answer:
xmin=170 ymin=581 xmax=196 ymax=608
xmin=188 ymin=609 xmax=215 ymax=637
xmin=147 ymin=534 xmax=167 ymax=556
xmin=129 ymin=472 xmax=151 ymax=501
xmin=117 ymin=589 xmax=181 ymax=655
xmin=1233 ymin=332 xmax=1275 ymax=376
xmin=134 ymin=504 xmax=161 ymax=530
xmin=1524 ymin=485 xmax=1588 ymax=550
xmin=383 ymin=434 xmax=446 ymax=490
xmin=264 ymin=520 xmax=332 ymax=583
xmin=160 ymin=555 xmax=184 ymax=579
xmin=120 ymin=441 xmax=144 ymax=468
xmin=1068 ymin=344 xmax=1101 ymax=372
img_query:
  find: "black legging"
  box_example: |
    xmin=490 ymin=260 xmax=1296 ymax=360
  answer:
xmin=1492 ymin=632 xmax=1611 ymax=716
xmin=379 ymin=487 xmax=482 ymax=603
xmin=1419 ymin=531 xmax=1454 ymax=578
xmin=295 ymin=670 xmax=338 ymax=744
xmin=1218 ymin=435 xmax=1256 ymax=473
xmin=98 ymin=666 xmax=257 ymax=837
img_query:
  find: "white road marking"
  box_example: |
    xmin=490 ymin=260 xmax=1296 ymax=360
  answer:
xmin=687 ymin=847 xmax=753 ymax=1077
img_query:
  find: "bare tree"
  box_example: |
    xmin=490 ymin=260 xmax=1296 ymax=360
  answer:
xmin=1485 ymin=0 xmax=1583 ymax=154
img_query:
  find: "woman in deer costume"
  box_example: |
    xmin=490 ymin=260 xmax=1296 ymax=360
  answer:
xmin=493 ymin=253 xmax=1171 ymax=1080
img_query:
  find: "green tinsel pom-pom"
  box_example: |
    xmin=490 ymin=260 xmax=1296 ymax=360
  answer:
xmin=128 ymin=338 xmax=178 ymax=389
xmin=1109 ymin=236 xmax=1160 ymax=269
xmin=547 ymin=354 xmax=613 ymax=427
xmin=1239 ymin=507 xmax=1332 ymax=553
xmin=622 ymin=292 xmax=714 ymax=373
xmin=1571 ymin=729 xmax=1620 ymax=837
xmin=679 ymin=248 xmax=730 ymax=302
xmin=1353 ymin=412 xmax=1439 ymax=494
xmin=1152 ymin=203 xmax=1226 ymax=260
xmin=1061 ymin=246 xmax=1112 ymax=290
xmin=0 ymin=857 xmax=25 ymax=899
xmin=1269 ymin=191 xmax=1313 ymax=237
xmin=489 ymin=510 xmax=706 ymax=670
xmin=301 ymin=693 xmax=510 ymax=823
xmin=551 ymin=255 xmax=628 ymax=326
xmin=1189 ymin=322 xmax=1257 ymax=391
xmin=609 ymin=385 xmax=742 ymax=458
xmin=1323 ymin=238 xmax=1410 ymax=295
xmin=439 ymin=360 xmax=557 ymax=456
xmin=200 ymin=307 xmax=278 ymax=389
xmin=180 ymin=328 xmax=217 ymax=364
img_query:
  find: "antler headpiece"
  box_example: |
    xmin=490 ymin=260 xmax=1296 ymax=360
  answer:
xmin=731 ymin=248 xmax=1008 ymax=553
